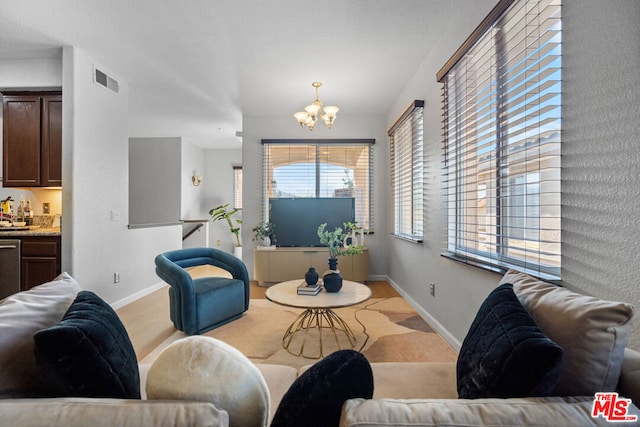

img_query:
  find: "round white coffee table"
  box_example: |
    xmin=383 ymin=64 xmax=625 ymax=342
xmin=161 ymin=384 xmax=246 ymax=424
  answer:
xmin=265 ymin=279 xmax=372 ymax=359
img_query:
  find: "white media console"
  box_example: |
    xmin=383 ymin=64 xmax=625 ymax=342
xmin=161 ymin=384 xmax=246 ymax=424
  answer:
xmin=253 ymin=247 xmax=369 ymax=286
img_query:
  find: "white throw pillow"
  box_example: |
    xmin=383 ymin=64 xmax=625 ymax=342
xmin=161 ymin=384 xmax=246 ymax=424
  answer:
xmin=501 ymin=269 xmax=633 ymax=396
xmin=146 ymin=336 xmax=270 ymax=427
xmin=0 ymin=272 xmax=81 ymax=397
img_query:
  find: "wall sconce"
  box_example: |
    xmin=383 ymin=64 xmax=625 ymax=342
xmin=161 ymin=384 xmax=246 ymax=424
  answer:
xmin=192 ymin=172 xmax=202 ymax=186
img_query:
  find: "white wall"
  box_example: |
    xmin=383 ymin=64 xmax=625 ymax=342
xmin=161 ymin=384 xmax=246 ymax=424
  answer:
xmin=203 ymin=148 xmax=242 ymax=253
xmin=0 ymin=58 xmax=62 ymax=89
xmin=181 ymin=138 xmax=205 ymax=220
xmin=63 ymin=47 xmax=181 ymax=304
xmin=385 ymin=0 xmax=640 ymax=350
xmin=241 ymin=114 xmax=389 ymax=280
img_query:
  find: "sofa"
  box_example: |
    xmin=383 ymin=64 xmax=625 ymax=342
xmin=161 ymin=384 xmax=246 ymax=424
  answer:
xmin=0 ymin=271 xmax=639 ymax=427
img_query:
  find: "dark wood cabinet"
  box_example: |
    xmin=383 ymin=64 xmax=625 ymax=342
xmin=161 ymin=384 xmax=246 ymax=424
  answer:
xmin=41 ymin=95 xmax=63 ymax=186
xmin=2 ymin=91 xmax=62 ymax=187
xmin=20 ymin=236 xmax=61 ymax=291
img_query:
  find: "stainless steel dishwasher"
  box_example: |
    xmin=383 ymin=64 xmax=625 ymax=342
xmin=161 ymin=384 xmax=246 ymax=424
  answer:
xmin=0 ymin=239 xmax=21 ymax=299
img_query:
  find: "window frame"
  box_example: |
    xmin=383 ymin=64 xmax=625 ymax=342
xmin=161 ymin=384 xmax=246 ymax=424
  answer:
xmin=438 ymin=0 xmax=562 ymax=280
xmin=388 ymin=100 xmax=425 ymax=243
xmin=261 ymin=139 xmax=375 ymax=232
xmin=233 ymin=165 xmax=242 ymax=210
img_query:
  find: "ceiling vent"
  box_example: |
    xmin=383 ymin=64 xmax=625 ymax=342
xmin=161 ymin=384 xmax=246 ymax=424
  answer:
xmin=93 ymin=67 xmax=119 ymax=94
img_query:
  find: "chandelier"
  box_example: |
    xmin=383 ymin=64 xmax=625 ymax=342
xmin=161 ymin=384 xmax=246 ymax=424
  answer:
xmin=293 ymin=82 xmax=339 ymax=130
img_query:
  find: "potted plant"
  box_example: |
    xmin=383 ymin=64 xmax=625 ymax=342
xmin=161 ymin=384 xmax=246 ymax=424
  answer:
xmin=317 ymin=222 xmax=364 ymax=292
xmin=209 ymin=204 xmax=242 ymax=256
xmin=252 ymin=220 xmax=276 ymax=247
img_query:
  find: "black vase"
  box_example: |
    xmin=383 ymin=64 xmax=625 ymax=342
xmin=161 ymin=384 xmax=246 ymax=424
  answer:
xmin=305 ymin=267 xmax=319 ymax=286
xmin=323 ymin=258 xmax=343 ymax=293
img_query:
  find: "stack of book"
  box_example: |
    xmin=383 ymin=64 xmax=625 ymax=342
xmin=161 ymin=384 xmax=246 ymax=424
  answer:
xmin=297 ymin=281 xmax=322 ymax=296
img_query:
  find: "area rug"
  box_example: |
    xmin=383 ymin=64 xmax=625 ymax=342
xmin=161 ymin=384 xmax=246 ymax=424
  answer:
xmin=141 ymin=297 xmax=457 ymax=370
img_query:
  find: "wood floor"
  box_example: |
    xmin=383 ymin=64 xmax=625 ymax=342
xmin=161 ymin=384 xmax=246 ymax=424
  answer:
xmin=116 ymin=277 xmax=400 ymax=362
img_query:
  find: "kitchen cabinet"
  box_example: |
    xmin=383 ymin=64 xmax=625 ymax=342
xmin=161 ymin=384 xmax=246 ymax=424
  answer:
xmin=20 ymin=235 xmax=61 ymax=291
xmin=2 ymin=91 xmax=62 ymax=187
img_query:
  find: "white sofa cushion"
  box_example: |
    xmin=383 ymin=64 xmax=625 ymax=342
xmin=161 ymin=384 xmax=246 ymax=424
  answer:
xmin=340 ymin=396 xmax=637 ymax=427
xmin=501 ymin=269 xmax=633 ymax=396
xmin=369 ymin=362 xmax=458 ymax=399
xmin=0 ymin=273 xmax=81 ymax=398
xmin=146 ymin=336 xmax=270 ymax=427
xmin=256 ymin=364 xmax=298 ymax=422
xmin=0 ymin=398 xmax=228 ymax=427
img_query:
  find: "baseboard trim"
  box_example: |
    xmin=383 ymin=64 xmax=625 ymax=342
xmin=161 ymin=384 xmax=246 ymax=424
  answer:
xmin=111 ymin=281 xmax=167 ymax=310
xmin=383 ymin=275 xmax=462 ymax=352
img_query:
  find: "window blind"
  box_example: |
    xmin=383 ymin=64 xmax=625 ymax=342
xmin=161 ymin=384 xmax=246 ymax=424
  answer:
xmin=389 ymin=100 xmax=424 ymax=242
xmin=261 ymin=139 xmax=374 ymax=231
xmin=440 ymin=0 xmax=562 ymax=279
xmin=233 ymin=166 xmax=243 ymax=210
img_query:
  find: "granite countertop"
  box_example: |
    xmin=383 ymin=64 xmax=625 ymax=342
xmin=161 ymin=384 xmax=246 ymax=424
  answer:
xmin=0 ymin=226 xmax=61 ymax=237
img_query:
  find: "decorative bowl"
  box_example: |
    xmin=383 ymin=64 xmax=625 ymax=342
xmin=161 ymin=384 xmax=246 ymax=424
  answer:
xmin=12 ymin=221 xmax=26 ymax=227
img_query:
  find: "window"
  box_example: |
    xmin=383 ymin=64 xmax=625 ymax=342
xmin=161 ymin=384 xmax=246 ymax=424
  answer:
xmin=233 ymin=166 xmax=242 ymax=210
xmin=439 ymin=0 xmax=562 ymax=279
xmin=389 ymin=100 xmax=424 ymax=242
xmin=262 ymin=139 xmax=374 ymax=231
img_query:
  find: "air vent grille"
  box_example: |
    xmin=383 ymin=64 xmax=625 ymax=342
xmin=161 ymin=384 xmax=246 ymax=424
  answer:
xmin=94 ymin=67 xmax=119 ymax=94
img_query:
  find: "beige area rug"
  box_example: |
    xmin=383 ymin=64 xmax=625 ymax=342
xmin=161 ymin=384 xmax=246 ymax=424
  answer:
xmin=142 ymin=297 xmax=457 ymax=370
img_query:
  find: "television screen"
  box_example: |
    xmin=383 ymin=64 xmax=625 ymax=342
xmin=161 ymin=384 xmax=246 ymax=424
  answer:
xmin=269 ymin=198 xmax=355 ymax=247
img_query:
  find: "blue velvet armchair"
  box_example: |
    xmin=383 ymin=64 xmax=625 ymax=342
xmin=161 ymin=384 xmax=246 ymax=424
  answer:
xmin=154 ymin=247 xmax=250 ymax=335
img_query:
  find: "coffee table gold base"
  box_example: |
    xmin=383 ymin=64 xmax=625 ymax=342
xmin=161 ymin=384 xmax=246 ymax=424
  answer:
xmin=282 ymin=308 xmax=356 ymax=359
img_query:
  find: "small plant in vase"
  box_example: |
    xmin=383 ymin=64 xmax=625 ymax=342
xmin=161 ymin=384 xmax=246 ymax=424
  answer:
xmin=252 ymin=220 xmax=276 ymax=247
xmin=317 ymin=222 xmax=364 ymax=292
xmin=209 ymin=204 xmax=242 ymax=255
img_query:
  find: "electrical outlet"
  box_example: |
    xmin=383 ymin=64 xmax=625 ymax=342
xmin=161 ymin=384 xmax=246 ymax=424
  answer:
xmin=110 ymin=210 xmax=120 ymax=221
xmin=429 ymin=283 xmax=436 ymax=297
xmin=114 ymin=272 xmax=120 ymax=283
xmin=43 ymin=202 xmax=50 ymax=214
xmin=216 ymin=240 xmax=221 ymax=247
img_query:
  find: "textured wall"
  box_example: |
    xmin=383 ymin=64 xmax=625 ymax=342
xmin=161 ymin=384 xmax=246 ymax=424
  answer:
xmin=562 ymin=0 xmax=640 ymax=347
xmin=386 ymin=0 xmax=640 ymax=350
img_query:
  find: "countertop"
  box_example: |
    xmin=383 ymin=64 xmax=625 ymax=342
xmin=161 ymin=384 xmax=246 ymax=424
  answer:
xmin=0 ymin=226 xmax=61 ymax=237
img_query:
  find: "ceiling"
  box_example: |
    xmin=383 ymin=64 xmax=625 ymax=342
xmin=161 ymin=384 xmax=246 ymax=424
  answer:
xmin=0 ymin=0 xmax=494 ymax=148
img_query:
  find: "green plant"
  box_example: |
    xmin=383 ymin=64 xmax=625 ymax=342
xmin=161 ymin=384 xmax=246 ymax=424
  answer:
xmin=209 ymin=203 xmax=242 ymax=247
xmin=252 ymin=220 xmax=276 ymax=244
xmin=317 ymin=222 xmax=364 ymax=259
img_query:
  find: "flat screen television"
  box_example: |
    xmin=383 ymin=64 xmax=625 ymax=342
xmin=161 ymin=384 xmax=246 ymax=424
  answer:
xmin=269 ymin=197 xmax=355 ymax=247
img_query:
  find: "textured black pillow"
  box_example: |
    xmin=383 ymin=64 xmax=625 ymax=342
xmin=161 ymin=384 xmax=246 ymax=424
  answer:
xmin=271 ymin=349 xmax=373 ymax=427
xmin=33 ymin=290 xmax=141 ymax=399
xmin=457 ymin=283 xmax=563 ymax=399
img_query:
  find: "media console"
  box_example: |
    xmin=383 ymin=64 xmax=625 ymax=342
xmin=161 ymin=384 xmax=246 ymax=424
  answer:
xmin=253 ymin=247 xmax=369 ymax=286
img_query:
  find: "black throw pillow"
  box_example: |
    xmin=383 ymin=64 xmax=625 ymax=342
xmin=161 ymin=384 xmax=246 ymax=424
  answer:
xmin=271 ymin=349 xmax=373 ymax=427
xmin=457 ymin=283 xmax=563 ymax=399
xmin=33 ymin=290 xmax=141 ymax=399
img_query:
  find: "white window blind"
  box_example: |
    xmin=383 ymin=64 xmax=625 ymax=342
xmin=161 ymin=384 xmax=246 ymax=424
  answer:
xmin=389 ymin=100 xmax=424 ymax=242
xmin=262 ymin=139 xmax=374 ymax=231
xmin=233 ymin=166 xmax=242 ymax=210
xmin=439 ymin=0 xmax=562 ymax=279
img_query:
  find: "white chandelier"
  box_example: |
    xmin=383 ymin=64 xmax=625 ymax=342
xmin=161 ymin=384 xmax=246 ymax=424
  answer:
xmin=293 ymin=81 xmax=339 ymax=130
